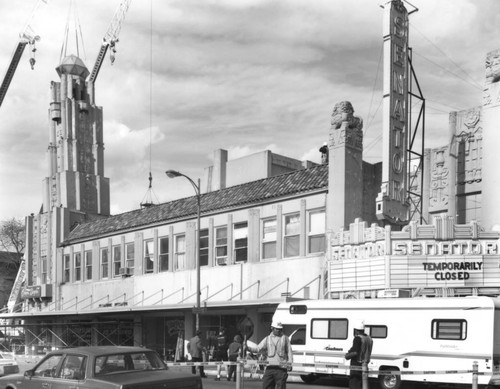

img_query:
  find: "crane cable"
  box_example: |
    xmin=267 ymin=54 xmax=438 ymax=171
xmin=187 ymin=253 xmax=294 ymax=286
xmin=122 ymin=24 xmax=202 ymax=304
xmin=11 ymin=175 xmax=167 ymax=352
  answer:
xmin=141 ymin=0 xmax=159 ymax=207
xmin=59 ymin=0 xmax=87 ymax=62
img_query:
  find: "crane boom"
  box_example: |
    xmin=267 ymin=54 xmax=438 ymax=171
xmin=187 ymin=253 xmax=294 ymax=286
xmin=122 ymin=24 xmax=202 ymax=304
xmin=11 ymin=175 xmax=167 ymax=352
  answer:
xmin=0 ymin=42 xmax=28 ymax=107
xmin=0 ymin=0 xmax=46 ymax=109
xmin=89 ymin=0 xmax=132 ymax=83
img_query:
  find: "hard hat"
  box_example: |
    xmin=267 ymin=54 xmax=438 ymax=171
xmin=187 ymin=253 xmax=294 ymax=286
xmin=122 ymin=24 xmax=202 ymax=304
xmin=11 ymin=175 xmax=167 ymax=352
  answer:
xmin=271 ymin=320 xmax=283 ymax=329
xmin=351 ymin=319 xmax=365 ymax=331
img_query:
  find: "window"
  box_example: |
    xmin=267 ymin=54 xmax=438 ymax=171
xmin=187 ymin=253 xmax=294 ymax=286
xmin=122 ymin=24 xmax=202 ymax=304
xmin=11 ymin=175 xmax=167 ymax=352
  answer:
xmin=125 ymin=243 xmax=135 ymax=274
xmin=85 ymin=250 xmax=92 ymax=281
xmin=100 ymin=248 xmax=109 ymax=279
xmin=311 ymin=319 xmax=348 ymax=339
xmin=431 ymin=319 xmax=467 ymax=340
xmin=234 ymin=222 xmax=248 ymax=262
xmin=175 ymin=235 xmax=186 ymax=270
xmin=262 ymin=218 xmax=277 ymax=259
xmin=32 ymin=354 xmax=63 ymax=377
xmin=284 ymin=213 xmax=300 ymax=257
xmin=308 ymin=210 xmax=326 ymax=253
xmin=41 ymin=256 xmax=47 ymax=284
xmin=144 ymin=240 xmax=154 ymax=274
xmin=199 ymin=229 xmax=209 ymax=266
xmin=215 ymin=227 xmax=228 ymax=265
xmin=59 ymin=355 xmax=87 ymax=380
xmin=159 ymin=237 xmax=169 ymax=272
xmin=63 ymin=254 xmax=70 ymax=283
xmin=290 ymin=305 xmax=307 ymax=314
xmin=113 ymin=246 xmax=121 ymax=277
xmin=365 ymin=325 xmax=387 ymax=339
xmin=74 ymin=252 xmax=82 ymax=281
xmin=290 ymin=327 xmax=306 ymax=345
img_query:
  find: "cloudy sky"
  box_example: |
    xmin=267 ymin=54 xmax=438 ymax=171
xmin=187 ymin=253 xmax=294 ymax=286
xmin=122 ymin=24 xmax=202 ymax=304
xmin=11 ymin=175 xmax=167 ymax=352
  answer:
xmin=0 ymin=0 xmax=496 ymax=221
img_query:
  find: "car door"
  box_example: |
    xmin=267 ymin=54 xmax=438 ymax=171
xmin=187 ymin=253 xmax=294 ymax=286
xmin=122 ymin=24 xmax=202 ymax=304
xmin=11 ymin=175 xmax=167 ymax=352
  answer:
xmin=23 ymin=353 xmax=63 ymax=389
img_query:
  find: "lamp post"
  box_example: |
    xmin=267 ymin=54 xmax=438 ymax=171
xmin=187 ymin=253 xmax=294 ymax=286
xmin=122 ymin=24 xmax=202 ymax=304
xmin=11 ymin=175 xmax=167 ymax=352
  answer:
xmin=165 ymin=170 xmax=201 ymax=331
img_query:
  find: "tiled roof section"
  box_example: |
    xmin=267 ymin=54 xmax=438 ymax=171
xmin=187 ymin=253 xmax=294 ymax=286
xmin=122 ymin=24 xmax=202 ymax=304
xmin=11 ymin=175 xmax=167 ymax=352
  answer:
xmin=64 ymin=164 xmax=328 ymax=244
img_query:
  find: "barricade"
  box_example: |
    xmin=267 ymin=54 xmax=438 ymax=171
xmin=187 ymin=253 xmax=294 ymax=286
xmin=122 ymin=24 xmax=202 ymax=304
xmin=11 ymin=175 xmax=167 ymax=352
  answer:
xmin=165 ymin=359 xmax=485 ymax=389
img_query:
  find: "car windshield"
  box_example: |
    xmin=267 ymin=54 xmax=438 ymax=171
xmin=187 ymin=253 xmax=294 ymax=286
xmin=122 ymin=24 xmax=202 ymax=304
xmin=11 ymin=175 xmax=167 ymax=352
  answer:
xmin=94 ymin=351 xmax=167 ymax=376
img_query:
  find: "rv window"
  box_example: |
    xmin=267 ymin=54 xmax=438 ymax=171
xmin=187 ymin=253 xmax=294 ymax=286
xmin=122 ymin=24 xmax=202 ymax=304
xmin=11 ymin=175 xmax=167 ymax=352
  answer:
xmin=365 ymin=325 xmax=387 ymax=339
xmin=290 ymin=305 xmax=307 ymax=314
xmin=290 ymin=327 xmax=306 ymax=345
xmin=431 ymin=319 xmax=467 ymax=340
xmin=311 ymin=319 xmax=348 ymax=339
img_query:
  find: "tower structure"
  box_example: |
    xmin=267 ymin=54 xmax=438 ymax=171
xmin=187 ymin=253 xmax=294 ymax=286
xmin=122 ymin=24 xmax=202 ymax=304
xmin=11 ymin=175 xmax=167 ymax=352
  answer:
xmin=481 ymin=49 xmax=500 ymax=231
xmin=376 ymin=0 xmax=410 ymax=225
xmin=327 ymin=101 xmax=364 ymax=231
xmin=24 ymin=54 xmax=109 ymax=300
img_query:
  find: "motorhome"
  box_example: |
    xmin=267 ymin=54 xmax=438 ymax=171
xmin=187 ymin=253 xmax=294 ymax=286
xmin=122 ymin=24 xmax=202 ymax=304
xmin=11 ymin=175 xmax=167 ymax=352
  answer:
xmin=272 ymin=296 xmax=500 ymax=388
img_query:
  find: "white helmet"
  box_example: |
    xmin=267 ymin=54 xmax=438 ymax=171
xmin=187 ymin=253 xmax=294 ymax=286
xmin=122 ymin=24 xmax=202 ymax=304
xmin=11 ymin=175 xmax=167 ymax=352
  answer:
xmin=271 ymin=320 xmax=283 ymax=329
xmin=351 ymin=319 xmax=365 ymax=331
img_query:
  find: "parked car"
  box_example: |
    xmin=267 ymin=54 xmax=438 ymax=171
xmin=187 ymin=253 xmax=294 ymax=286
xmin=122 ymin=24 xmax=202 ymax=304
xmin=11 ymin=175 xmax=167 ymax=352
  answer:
xmin=0 ymin=346 xmax=202 ymax=389
xmin=0 ymin=353 xmax=19 ymax=377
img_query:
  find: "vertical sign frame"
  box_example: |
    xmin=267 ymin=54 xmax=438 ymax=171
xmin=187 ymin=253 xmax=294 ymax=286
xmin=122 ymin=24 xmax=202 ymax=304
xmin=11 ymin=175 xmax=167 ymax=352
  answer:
xmin=376 ymin=0 xmax=410 ymax=224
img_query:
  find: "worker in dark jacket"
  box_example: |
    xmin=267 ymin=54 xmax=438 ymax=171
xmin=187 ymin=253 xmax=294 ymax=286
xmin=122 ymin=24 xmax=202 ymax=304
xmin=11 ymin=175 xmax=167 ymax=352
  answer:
xmin=345 ymin=320 xmax=373 ymax=389
xmin=213 ymin=327 xmax=228 ymax=381
xmin=188 ymin=330 xmax=207 ymax=378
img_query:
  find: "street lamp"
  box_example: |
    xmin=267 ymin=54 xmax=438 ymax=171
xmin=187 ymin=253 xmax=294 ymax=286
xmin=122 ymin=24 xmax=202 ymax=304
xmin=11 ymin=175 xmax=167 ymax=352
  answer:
xmin=165 ymin=169 xmax=201 ymax=331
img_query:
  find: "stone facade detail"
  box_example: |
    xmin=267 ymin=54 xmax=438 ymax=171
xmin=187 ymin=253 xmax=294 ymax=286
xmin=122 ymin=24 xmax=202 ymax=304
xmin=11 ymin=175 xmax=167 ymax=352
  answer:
xmin=328 ymin=101 xmax=363 ymax=151
xmin=429 ymin=147 xmax=449 ymax=212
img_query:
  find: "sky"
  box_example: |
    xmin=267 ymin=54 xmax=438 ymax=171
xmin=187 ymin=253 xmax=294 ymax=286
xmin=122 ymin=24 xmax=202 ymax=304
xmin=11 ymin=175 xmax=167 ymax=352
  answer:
xmin=0 ymin=0 xmax=497 ymax=221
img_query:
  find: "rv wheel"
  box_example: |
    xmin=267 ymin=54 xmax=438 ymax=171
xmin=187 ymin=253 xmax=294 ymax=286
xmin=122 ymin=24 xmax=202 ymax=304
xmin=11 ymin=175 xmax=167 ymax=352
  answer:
xmin=379 ymin=371 xmax=401 ymax=389
xmin=300 ymin=374 xmax=319 ymax=384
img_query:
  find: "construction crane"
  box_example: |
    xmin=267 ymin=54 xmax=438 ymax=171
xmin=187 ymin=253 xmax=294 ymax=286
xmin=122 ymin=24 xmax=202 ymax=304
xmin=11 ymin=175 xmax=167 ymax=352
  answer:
xmin=88 ymin=0 xmax=132 ymax=83
xmin=0 ymin=0 xmax=46 ymax=108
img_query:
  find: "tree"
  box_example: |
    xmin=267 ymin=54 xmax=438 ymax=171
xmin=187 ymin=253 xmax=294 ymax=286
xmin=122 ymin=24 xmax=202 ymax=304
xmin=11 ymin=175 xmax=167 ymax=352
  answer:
xmin=0 ymin=218 xmax=25 ymax=270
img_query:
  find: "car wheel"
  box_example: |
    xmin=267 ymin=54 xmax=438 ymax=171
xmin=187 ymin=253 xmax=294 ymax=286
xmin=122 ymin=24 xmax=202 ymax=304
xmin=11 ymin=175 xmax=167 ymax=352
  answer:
xmin=379 ymin=370 xmax=401 ymax=389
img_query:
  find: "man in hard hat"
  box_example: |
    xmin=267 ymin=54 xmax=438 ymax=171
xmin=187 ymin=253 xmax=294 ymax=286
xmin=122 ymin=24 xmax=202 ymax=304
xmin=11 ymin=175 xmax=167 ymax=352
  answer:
xmin=345 ymin=320 xmax=373 ymax=389
xmin=247 ymin=320 xmax=293 ymax=389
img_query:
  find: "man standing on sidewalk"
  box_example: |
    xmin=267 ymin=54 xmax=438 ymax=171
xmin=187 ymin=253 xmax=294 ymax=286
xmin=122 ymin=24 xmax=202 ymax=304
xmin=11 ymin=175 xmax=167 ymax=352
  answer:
xmin=188 ymin=330 xmax=207 ymax=378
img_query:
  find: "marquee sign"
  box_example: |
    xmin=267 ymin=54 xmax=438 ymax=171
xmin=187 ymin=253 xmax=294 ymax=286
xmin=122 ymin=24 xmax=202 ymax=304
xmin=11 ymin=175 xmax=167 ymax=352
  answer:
xmin=332 ymin=240 xmax=499 ymax=260
xmin=376 ymin=0 xmax=410 ymax=223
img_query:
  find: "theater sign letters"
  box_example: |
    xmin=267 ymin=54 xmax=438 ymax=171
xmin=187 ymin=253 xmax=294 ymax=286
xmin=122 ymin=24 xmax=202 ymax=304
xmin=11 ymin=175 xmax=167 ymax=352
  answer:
xmin=328 ymin=217 xmax=500 ymax=294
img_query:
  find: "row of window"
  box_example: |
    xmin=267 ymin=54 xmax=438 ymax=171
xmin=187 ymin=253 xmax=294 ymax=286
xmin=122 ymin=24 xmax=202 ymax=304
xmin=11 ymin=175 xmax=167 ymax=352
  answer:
xmin=62 ymin=210 xmax=326 ymax=283
xmin=288 ymin=318 xmax=467 ymax=344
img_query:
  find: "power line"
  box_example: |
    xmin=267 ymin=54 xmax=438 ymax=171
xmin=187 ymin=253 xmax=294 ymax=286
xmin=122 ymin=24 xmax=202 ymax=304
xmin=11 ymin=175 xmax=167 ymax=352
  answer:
xmin=410 ymin=23 xmax=483 ymax=91
xmin=364 ymin=43 xmax=383 ymax=137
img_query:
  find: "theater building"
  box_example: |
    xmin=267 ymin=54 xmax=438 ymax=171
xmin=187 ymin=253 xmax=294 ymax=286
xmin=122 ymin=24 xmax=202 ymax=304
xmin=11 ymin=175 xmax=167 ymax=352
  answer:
xmin=3 ymin=0 xmax=500 ymax=357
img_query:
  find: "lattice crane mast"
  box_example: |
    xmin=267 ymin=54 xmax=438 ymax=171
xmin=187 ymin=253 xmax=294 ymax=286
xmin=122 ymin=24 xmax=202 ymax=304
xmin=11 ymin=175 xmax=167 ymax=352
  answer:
xmin=0 ymin=0 xmax=46 ymax=108
xmin=88 ymin=0 xmax=132 ymax=83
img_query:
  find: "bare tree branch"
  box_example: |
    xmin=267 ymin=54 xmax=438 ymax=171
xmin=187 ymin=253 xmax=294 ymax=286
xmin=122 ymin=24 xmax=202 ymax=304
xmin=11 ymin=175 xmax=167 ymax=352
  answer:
xmin=0 ymin=218 xmax=25 ymax=270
